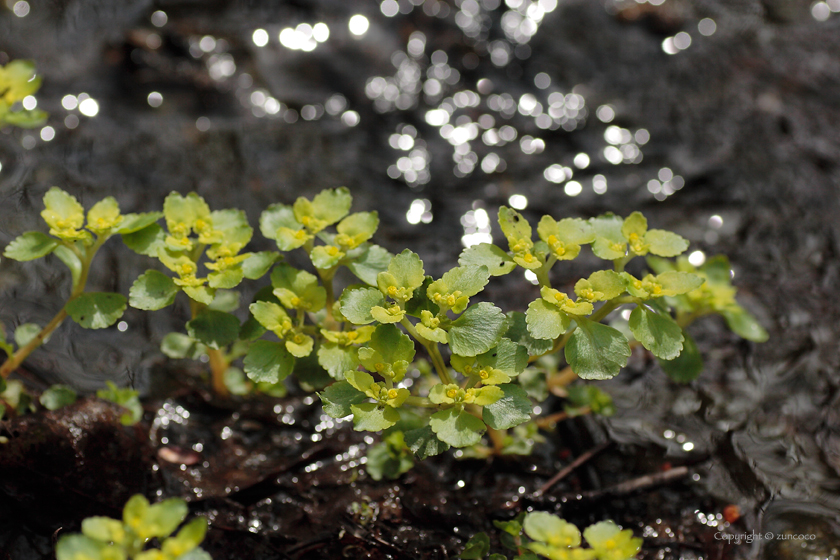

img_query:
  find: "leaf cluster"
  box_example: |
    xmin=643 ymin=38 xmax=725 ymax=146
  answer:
xmin=0 ymin=60 xmax=47 ymax=128
xmin=56 ymin=494 xmax=210 ymax=560
xmin=461 ymin=512 xmax=642 ymax=560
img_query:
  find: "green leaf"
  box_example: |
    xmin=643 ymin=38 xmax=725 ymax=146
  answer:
xmin=310 ymin=244 xmax=344 ymax=269
xmin=244 ymin=340 xmax=294 ymax=383
xmin=590 ymin=214 xmax=626 ymax=260
xmin=42 ymin=187 xmax=85 ymax=235
xmin=241 ymin=251 xmax=280 ymax=280
xmin=336 ymin=211 xmax=379 ymax=247
xmin=402 ymin=276 xmax=437 ymax=318
xmin=259 ymin=203 xmax=299 ymax=241
xmin=448 ymin=302 xmax=508 ymax=357
xmin=365 ymin=432 xmax=414 ymax=481
xmin=429 ymin=406 xmax=486 ymax=447
xmin=208 ymin=289 xmax=240 ymax=313
xmin=458 ymin=242 xmax=516 ymax=276
xmin=628 ymin=305 xmax=684 ymax=360
xmin=14 ymin=323 xmax=43 ymax=347
xmin=658 ymin=330 xmax=703 ymax=382
xmin=97 ymin=381 xmax=142 ymax=425
xmin=477 ymin=338 xmax=528 ymax=377
xmin=224 ymin=367 xmax=251 ymax=396
xmin=39 ymin=384 xmax=77 ymax=411
xmin=646 ymin=229 xmax=689 ymax=257
xmin=271 ymin=264 xmax=326 ymax=311
xmin=56 ymin=534 xmax=105 ymax=560
xmin=378 ymin=249 xmax=426 ymax=295
xmin=186 ymin=310 xmax=240 ymax=349
xmin=404 ymin=425 xmax=450 ymax=459
xmin=346 ymin=244 xmax=392 ymax=285
xmin=210 ymin=208 xmax=253 ymax=247
xmin=81 ymin=516 xmax=125 ymax=543
xmin=116 ymin=212 xmax=163 ymax=234
xmin=483 ymin=384 xmax=532 ymax=430
xmin=358 ymin=324 xmax=415 ymax=382
xmin=121 ymin=223 xmax=166 ymax=256
xmin=144 ymin=498 xmax=189 ymax=539
xmin=183 ymin=285 xmax=215 ymax=305
xmin=526 ymin=299 xmax=570 ymax=340
xmin=53 ymin=245 xmax=83 ymax=288
xmin=129 ymin=270 xmax=179 ymax=310
xmin=317 ymin=343 xmax=360 ymax=379
xmin=565 ymin=319 xmax=631 ymax=380
xmin=656 ymin=271 xmax=705 ymax=295
xmin=723 ymin=308 xmax=769 ymax=342
xmin=523 ymin=512 xmax=581 ymax=547
xmin=319 ymin=380 xmax=367 ymax=418
xmin=160 ymin=333 xmax=205 ymax=359
xmin=459 ymin=532 xmax=490 ymax=559
xmin=2 ymin=109 xmax=47 ymax=128
xmin=498 ymin=206 xmax=532 ymax=242
xmin=3 ymin=231 xmax=57 ymax=261
xmin=339 ymin=285 xmax=385 ymax=324
xmin=504 ymin=311 xmax=554 ymax=356
xmin=351 ymin=402 xmax=400 ymax=431
xmin=430 ymin=265 xmax=490 ymax=299
xmin=65 ymin=293 xmax=127 ymax=329
xmin=308 ymin=187 xmax=353 ymax=227
xmin=583 ymin=521 xmax=642 ymax=559
xmin=207 ymin=268 xmax=244 ymax=289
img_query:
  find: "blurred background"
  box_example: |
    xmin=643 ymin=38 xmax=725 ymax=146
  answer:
xmin=1 ymin=0 xmax=840 ymax=556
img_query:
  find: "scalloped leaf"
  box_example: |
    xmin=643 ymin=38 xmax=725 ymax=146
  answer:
xmin=186 ymin=310 xmax=240 ymax=349
xmin=65 ymin=292 xmax=127 ymax=329
xmin=628 ymin=305 xmax=684 ymax=360
xmin=657 ymin=330 xmax=703 ymax=382
xmin=404 ymin=425 xmax=450 ymax=459
xmin=458 ymin=243 xmax=516 ymax=276
xmin=448 ymin=302 xmax=507 ymax=357
xmin=129 ymin=270 xmax=179 ymax=310
xmin=121 ymin=223 xmax=166 ymax=256
xmin=526 ymin=299 xmax=570 ymax=340
xmin=3 ymin=231 xmax=57 ymax=261
xmin=565 ymin=318 xmax=631 ymax=380
xmin=351 ymin=402 xmax=399 ymax=431
xmin=429 ymin=406 xmax=486 ymax=447
xmin=244 ymin=340 xmax=294 ymax=383
xmin=339 ymin=285 xmax=385 ymax=325
xmin=346 ymin=244 xmax=392 ymax=286
xmin=482 ymin=384 xmax=532 ymax=430
xmin=319 ymin=380 xmax=367 ymax=418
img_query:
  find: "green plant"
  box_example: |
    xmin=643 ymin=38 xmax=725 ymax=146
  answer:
xmin=126 ymin=191 xmax=276 ymax=397
xmin=55 ymin=494 xmax=210 ymax=560
xmin=460 ymin=511 xmax=642 ymax=560
xmin=0 ymin=59 xmax=47 ymax=128
xmin=2 ymin=187 xmax=767 ymax=465
xmin=1 ymin=188 xmax=161 ymax=379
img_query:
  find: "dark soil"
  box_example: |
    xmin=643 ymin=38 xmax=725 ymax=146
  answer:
xmin=2 ymin=0 xmax=840 ymax=558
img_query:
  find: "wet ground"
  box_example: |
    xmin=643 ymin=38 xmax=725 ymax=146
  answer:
xmin=2 ymin=0 xmax=840 ymax=558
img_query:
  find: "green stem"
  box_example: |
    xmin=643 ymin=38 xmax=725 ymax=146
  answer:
xmin=0 ymin=234 xmax=108 ymax=379
xmin=188 ymin=294 xmax=229 ymax=397
xmin=400 ymin=317 xmax=453 ymax=385
xmin=318 ymin=269 xmax=338 ymax=330
xmin=535 ymin=255 xmax=557 ymax=287
xmin=0 ymin=308 xmax=67 ymax=379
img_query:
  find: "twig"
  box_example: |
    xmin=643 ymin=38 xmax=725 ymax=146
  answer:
xmin=577 ymin=465 xmax=690 ymax=500
xmin=533 ymin=441 xmax=610 ymax=497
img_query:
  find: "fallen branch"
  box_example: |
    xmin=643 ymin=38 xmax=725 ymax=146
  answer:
xmin=532 ymin=441 xmax=611 ymax=497
xmin=577 ymin=465 xmax=690 ymax=500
